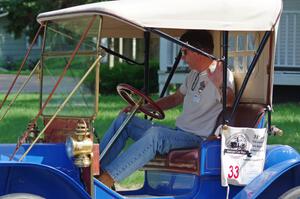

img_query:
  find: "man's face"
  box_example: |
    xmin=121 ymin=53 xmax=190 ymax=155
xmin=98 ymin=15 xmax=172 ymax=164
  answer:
xmin=181 ymin=47 xmax=211 ymax=72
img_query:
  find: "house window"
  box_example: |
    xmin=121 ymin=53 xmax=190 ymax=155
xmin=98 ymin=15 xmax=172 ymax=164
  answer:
xmin=228 ymin=32 xmax=259 ymax=73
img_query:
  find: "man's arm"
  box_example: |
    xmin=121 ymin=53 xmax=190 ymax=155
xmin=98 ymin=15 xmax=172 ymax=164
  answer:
xmin=207 ymin=61 xmax=235 ymax=107
xmin=154 ymin=89 xmax=184 ymax=110
xmin=123 ymin=89 xmax=184 ymax=113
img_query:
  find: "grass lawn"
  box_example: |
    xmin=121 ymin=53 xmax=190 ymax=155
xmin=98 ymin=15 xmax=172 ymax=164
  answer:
xmin=0 ymin=93 xmax=300 ymax=188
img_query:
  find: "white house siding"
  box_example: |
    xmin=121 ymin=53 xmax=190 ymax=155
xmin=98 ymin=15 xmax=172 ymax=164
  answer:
xmin=0 ymin=17 xmax=40 ymax=67
xmin=274 ymin=0 xmax=300 ymax=85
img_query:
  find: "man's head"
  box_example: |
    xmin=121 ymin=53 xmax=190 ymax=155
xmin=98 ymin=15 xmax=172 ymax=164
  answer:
xmin=180 ymin=30 xmax=214 ymax=54
xmin=180 ymin=30 xmax=214 ymax=72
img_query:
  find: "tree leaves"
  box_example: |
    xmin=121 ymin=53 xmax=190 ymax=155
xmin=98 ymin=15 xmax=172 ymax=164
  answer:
xmin=0 ymin=0 xmax=99 ymax=39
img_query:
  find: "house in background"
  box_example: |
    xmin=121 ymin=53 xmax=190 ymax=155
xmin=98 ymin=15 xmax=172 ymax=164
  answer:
xmin=159 ymin=0 xmax=300 ymax=94
xmin=0 ymin=12 xmax=41 ymax=68
xmin=275 ymin=0 xmax=300 ymax=85
xmin=0 ymin=11 xmax=159 ymax=69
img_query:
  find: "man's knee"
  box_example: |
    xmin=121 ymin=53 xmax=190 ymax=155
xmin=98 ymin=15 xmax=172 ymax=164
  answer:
xmin=144 ymin=127 xmax=172 ymax=154
xmin=145 ymin=127 xmax=165 ymax=142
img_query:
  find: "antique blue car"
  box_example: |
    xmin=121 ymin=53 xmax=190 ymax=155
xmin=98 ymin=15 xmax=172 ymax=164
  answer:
xmin=0 ymin=0 xmax=299 ymax=198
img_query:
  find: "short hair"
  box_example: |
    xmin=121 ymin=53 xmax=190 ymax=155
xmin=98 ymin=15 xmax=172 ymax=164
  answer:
xmin=180 ymin=30 xmax=214 ymax=54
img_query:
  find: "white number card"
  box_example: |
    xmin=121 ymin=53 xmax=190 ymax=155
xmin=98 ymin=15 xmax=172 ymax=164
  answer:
xmin=217 ymin=125 xmax=268 ymax=186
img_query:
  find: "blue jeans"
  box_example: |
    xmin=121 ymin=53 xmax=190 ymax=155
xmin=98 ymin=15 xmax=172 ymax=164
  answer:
xmin=100 ymin=112 xmax=203 ymax=181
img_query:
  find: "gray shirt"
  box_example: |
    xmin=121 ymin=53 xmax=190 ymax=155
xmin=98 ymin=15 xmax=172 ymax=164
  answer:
xmin=176 ymin=67 xmax=234 ymax=138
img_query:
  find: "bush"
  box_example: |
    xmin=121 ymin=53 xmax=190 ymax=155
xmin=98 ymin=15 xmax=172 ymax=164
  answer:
xmin=100 ymin=60 xmax=159 ymax=94
xmin=0 ymin=57 xmax=38 ymax=71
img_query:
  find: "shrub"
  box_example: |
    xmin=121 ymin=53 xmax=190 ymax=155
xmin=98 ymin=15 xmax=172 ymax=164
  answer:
xmin=99 ymin=60 xmax=159 ymax=94
xmin=0 ymin=57 xmax=38 ymax=71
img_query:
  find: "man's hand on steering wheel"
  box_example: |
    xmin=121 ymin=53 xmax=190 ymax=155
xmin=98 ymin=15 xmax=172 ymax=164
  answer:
xmin=117 ymin=83 xmax=165 ymax=120
xmin=122 ymin=103 xmax=155 ymax=113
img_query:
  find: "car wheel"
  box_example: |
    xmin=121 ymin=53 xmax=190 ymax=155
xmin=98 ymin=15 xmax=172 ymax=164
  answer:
xmin=0 ymin=193 xmax=45 ymax=199
xmin=279 ymin=186 xmax=300 ymax=199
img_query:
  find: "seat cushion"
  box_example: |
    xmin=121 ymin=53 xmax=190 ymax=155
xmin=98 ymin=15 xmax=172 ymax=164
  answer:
xmin=143 ymin=148 xmax=200 ymax=175
xmin=226 ymin=103 xmax=266 ymax=127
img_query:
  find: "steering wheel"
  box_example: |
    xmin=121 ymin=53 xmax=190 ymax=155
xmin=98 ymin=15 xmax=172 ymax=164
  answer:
xmin=116 ymin=83 xmax=165 ymax=120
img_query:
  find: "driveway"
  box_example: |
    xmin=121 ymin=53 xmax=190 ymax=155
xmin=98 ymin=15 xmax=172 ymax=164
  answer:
xmin=0 ymin=74 xmax=78 ymax=93
xmin=0 ymin=74 xmax=39 ymax=93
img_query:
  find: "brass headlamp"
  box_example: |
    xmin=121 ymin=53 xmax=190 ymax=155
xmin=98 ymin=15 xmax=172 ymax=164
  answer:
xmin=65 ymin=120 xmax=93 ymax=168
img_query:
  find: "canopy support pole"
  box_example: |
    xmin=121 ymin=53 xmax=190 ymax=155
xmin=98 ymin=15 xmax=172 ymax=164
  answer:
xmin=144 ymin=31 xmax=150 ymax=96
xmin=143 ymin=32 xmax=150 ymax=119
xmin=222 ymin=31 xmax=229 ymax=125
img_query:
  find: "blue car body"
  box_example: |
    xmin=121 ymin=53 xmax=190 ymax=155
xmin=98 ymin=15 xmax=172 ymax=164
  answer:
xmin=0 ymin=141 xmax=299 ymax=198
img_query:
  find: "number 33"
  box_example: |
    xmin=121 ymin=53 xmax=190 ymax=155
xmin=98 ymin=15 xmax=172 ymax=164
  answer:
xmin=228 ymin=165 xmax=239 ymax=179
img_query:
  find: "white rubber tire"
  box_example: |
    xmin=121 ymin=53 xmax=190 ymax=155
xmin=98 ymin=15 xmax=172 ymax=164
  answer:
xmin=0 ymin=193 xmax=45 ymax=199
xmin=279 ymin=186 xmax=300 ymax=199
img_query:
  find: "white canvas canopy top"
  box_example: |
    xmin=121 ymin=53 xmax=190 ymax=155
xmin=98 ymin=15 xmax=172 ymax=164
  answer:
xmin=37 ymin=0 xmax=282 ymax=37
xmin=37 ymin=0 xmax=282 ymax=105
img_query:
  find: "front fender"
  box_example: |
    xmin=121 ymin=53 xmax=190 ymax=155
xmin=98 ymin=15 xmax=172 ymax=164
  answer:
xmin=234 ymin=157 xmax=300 ymax=199
xmin=265 ymin=145 xmax=300 ymax=169
xmin=0 ymin=162 xmax=91 ymax=199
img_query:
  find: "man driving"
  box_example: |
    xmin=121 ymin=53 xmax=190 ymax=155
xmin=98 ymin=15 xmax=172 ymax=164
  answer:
xmin=98 ymin=30 xmax=235 ymax=187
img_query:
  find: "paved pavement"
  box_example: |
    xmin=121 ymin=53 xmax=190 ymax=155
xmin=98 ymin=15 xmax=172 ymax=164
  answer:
xmin=0 ymin=74 xmax=39 ymax=93
xmin=0 ymin=74 xmax=78 ymax=93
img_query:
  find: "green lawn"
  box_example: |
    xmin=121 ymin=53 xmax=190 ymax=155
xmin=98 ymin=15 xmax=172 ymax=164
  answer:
xmin=268 ymin=103 xmax=300 ymax=151
xmin=0 ymin=93 xmax=299 ymax=188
